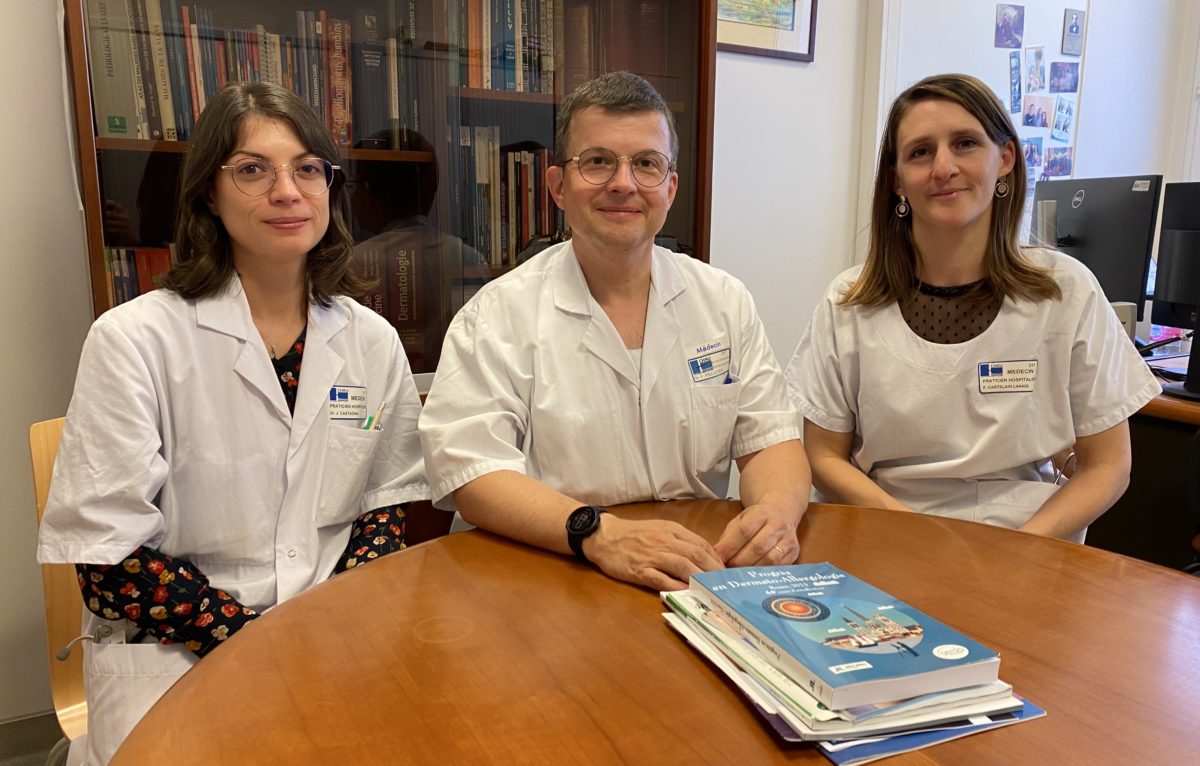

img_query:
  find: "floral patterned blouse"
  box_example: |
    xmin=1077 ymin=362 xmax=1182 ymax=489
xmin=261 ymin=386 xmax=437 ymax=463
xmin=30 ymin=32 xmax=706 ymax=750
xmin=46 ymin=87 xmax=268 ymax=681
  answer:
xmin=76 ymin=328 xmax=407 ymax=657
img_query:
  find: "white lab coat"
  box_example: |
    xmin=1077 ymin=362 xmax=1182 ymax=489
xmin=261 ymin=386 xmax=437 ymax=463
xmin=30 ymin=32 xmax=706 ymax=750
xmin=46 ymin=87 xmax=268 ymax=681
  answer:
xmin=786 ymin=249 xmax=1160 ymax=538
xmin=38 ymin=279 xmax=428 ymax=764
xmin=419 ymin=242 xmax=800 ymax=509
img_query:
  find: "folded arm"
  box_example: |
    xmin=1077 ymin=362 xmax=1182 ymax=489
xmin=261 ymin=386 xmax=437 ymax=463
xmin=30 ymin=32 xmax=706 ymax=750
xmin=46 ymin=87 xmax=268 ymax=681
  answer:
xmin=77 ymin=505 xmax=410 ymax=658
xmin=77 ymin=547 xmax=258 ymax=658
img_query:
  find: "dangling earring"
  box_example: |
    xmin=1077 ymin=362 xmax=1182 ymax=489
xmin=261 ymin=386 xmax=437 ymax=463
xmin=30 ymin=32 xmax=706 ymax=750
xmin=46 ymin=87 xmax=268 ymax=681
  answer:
xmin=894 ymin=194 xmax=910 ymax=218
xmin=995 ymin=179 xmax=1010 ymax=198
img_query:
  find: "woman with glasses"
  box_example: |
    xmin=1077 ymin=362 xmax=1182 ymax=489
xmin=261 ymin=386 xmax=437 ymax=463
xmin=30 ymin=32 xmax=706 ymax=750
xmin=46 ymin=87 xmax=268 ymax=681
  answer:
xmin=785 ymin=74 xmax=1157 ymax=542
xmin=37 ymin=82 xmax=428 ymax=763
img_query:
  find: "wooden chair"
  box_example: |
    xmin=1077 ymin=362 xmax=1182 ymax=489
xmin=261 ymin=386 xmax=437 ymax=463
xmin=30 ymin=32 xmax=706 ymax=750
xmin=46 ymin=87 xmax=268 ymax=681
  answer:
xmin=29 ymin=417 xmax=86 ymax=763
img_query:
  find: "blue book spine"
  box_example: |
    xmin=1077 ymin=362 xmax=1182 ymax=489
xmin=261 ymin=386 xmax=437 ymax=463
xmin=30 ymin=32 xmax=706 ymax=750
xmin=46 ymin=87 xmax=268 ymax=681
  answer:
xmin=445 ymin=0 xmax=460 ymax=87
xmin=352 ymin=9 xmax=386 ymax=144
xmin=502 ymin=0 xmax=516 ymax=91
xmin=307 ymin=11 xmax=322 ymax=117
xmin=161 ymin=0 xmax=191 ymax=138
xmin=490 ymin=0 xmax=504 ymax=91
xmin=198 ymin=7 xmax=218 ymax=101
xmin=295 ymin=11 xmax=309 ymax=105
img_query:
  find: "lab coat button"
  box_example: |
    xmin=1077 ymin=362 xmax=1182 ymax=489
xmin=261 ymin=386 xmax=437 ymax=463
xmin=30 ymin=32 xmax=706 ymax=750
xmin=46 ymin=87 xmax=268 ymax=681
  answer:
xmin=287 ymin=549 xmax=298 ymax=558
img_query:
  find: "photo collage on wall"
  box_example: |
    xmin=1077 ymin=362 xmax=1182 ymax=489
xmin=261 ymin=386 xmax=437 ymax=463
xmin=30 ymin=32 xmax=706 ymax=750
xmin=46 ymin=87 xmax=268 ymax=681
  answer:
xmin=995 ymin=4 xmax=1084 ymax=185
xmin=995 ymin=4 xmax=1085 ymax=240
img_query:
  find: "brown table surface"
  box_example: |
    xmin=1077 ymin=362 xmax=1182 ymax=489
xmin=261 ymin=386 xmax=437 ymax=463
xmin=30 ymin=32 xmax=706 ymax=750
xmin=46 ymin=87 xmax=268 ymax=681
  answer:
xmin=1140 ymin=391 xmax=1200 ymax=426
xmin=114 ymin=501 xmax=1200 ymax=765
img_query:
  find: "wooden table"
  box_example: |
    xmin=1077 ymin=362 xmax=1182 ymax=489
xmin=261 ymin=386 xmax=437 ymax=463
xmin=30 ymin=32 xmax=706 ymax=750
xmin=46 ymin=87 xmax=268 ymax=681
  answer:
xmin=114 ymin=501 xmax=1200 ymax=765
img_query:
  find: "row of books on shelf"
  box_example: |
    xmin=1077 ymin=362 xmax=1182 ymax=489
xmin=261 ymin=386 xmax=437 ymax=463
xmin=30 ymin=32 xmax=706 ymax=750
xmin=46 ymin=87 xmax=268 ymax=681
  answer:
xmin=455 ymin=126 xmax=562 ymax=268
xmin=447 ymin=0 xmax=556 ymax=94
xmin=438 ymin=0 xmax=674 ymax=98
xmin=86 ymin=1 xmax=445 ymax=147
xmin=104 ymin=246 xmax=174 ymax=305
xmin=662 ymin=564 xmax=1045 ymax=763
xmin=86 ymin=0 xmax=679 ymax=150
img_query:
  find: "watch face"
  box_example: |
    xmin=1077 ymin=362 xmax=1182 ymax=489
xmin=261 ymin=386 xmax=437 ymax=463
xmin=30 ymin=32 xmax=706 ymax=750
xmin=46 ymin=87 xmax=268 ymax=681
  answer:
xmin=567 ymin=506 xmax=599 ymax=534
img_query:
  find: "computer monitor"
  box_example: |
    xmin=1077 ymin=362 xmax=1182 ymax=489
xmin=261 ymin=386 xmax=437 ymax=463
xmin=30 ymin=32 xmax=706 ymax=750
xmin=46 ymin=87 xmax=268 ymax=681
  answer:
xmin=1031 ymin=175 xmax=1163 ymax=320
xmin=1151 ymin=182 xmax=1200 ymax=400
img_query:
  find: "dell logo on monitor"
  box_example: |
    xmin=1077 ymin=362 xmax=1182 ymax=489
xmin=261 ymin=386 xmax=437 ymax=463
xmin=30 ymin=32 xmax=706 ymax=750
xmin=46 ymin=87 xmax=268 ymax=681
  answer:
xmin=1072 ymin=190 xmax=1086 ymax=208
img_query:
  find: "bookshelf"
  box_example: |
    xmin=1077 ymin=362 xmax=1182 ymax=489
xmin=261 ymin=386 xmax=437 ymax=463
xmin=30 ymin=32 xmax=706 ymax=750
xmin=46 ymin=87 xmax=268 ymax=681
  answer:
xmin=64 ymin=0 xmax=717 ymax=374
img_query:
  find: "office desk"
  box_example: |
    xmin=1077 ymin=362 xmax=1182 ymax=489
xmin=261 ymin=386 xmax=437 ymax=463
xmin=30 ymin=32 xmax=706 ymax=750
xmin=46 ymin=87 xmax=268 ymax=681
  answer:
xmin=1140 ymin=391 xmax=1200 ymax=427
xmin=114 ymin=501 xmax=1200 ymax=765
xmin=1087 ymin=392 xmax=1200 ymax=568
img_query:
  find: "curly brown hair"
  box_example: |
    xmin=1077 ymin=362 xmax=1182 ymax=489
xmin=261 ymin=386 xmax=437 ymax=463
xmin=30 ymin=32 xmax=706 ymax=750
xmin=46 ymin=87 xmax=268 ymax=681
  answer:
xmin=158 ymin=81 xmax=369 ymax=306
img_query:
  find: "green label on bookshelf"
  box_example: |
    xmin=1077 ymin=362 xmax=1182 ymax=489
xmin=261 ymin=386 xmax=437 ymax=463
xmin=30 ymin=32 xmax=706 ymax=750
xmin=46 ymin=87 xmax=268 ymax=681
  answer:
xmin=106 ymin=116 xmax=129 ymax=134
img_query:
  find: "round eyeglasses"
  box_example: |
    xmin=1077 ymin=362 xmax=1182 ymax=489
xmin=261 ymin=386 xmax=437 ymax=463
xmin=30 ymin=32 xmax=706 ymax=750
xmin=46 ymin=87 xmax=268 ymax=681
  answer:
xmin=564 ymin=148 xmax=675 ymax=188
xmin=218 ymin=157 xmax=340 ymax=197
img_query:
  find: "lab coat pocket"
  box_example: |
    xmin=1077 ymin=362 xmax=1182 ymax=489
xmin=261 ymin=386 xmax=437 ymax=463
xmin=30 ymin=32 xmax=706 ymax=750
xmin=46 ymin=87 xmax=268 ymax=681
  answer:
xmin=975 ymin=480 xmax=1060 ymax=532
xmin=690 ymin=377 xmax=742 ymax=473
xmin=84 ymin=640 xmax=196 ymax=764
xmin=317 ymin=426 xmax=383 ymax=526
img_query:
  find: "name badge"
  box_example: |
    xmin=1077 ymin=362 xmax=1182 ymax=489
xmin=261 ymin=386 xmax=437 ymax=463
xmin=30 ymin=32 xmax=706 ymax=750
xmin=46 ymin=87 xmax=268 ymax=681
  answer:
xmin=688 ymin=337 xmax=732 ymax=383
xmin=329 ymin=385 xmax=368 ymax=420
xmin=978 ymin=360 xmax=1037 ymax=393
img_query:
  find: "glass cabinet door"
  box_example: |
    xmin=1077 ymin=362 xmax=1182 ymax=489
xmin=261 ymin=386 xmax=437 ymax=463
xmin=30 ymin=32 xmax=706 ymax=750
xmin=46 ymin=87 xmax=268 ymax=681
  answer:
xmin=70 ymin=0 xmax=715 ymax=375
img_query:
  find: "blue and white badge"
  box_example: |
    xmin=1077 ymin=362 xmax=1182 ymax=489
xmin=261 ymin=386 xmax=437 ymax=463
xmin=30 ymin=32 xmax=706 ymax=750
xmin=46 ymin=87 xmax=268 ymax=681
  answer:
xmin=977 ymin=360 xmax=1037 ymax=393
xmin=688 ymin=336 xmax=732 ymax=383
xmin=328 ymin=385 xmax=368 ymax=420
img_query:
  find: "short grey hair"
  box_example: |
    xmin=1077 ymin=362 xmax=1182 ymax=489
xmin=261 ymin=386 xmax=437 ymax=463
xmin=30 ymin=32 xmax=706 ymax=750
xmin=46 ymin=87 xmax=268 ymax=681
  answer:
xmin=554 ymin=71 xmax=678 ymax=163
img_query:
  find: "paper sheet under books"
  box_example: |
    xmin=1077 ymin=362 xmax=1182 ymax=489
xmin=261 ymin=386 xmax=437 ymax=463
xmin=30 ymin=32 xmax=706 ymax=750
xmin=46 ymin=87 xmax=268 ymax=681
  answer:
xmin=815 ymin=699 xmax=1046 ymax=765
xmin=663 ymin=612 xmax=1023 ymax=743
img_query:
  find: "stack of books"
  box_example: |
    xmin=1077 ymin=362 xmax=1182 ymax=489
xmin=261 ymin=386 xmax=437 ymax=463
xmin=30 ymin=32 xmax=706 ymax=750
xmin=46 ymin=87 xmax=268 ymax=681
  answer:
xmin=662 ymin=564 xmax=1045 ymax=764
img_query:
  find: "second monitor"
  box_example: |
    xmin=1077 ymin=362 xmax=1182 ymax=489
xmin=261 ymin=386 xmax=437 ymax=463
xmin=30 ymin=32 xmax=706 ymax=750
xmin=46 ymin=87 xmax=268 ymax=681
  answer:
xmin=1031 ymin=175 xmax=1163 ymax=320
xmin=1151 ymin=182 xmax=1200 ymax=400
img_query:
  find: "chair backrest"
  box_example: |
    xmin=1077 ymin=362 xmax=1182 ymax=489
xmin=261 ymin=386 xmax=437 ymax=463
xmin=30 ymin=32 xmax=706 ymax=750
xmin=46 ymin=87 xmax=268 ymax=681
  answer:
xmin=29 ymin=417 xmax=87 ymax=741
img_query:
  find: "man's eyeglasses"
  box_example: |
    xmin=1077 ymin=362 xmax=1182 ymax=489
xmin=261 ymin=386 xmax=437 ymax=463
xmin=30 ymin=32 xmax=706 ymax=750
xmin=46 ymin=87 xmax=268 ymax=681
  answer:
xmin=563 ymin=147 xmax=675 ymax=188
xmin=219 ymin=157 xmax=340 ymax=197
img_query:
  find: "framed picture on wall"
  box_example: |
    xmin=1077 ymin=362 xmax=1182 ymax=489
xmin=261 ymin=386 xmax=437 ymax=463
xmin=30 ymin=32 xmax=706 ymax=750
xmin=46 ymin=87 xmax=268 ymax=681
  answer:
xmin=1050 ymin=62 xmax=1080 ymax=93
xmin=716 ymin=0 xmax=818 ymax=62
xmin=994 ymin=4 xmax=1025 ymax=49
xmin=1061 ymin=9 xmax=1085 ymax=56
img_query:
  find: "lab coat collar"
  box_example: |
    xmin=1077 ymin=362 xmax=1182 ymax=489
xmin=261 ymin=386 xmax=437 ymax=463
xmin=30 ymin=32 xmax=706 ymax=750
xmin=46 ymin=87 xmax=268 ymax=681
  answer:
xmin=194 ymin=279 xmax=349 ymax=431
xmin=551 ymin=244 xmax=686 ymax=392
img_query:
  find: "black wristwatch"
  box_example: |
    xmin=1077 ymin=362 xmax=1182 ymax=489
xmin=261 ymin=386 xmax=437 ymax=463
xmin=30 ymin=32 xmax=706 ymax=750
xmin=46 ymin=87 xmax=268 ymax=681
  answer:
xmin=566 ymin=505 xmax=607 ymax=564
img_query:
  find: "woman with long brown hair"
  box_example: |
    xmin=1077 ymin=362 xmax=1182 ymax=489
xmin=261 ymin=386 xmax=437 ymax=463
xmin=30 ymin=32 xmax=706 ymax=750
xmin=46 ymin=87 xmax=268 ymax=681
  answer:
xmin=786 ymin=74 xmax=1157 ymax=541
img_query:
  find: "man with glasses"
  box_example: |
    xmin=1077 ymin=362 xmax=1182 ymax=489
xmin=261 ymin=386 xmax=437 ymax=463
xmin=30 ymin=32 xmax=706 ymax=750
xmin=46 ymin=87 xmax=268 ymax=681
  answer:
xmin=420 ymin=72 xmax=810 ymax=591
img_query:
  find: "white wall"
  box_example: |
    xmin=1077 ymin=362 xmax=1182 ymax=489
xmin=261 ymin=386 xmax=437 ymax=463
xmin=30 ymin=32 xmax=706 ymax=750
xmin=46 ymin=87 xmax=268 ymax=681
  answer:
xmin=711 ymin=0 xmax=1197 ymax=367
xmin=893 ymin=0 xmax=1083 ymax=105
xmin=710 ymin=1 xmax=870 ymax=362
xmin=883 ymin=0 xmax=1198 ymax=193
xmin=0 ymin=5 xmax=93 ymax=722
xmin=1075 ymin=0 xmax=1195 ymax=180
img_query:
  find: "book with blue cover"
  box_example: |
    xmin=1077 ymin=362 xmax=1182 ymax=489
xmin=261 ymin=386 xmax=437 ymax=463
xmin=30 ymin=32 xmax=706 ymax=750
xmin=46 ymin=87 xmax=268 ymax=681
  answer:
xmin=690 ymin=564 xmax=1000 ymax=710
xmin=662 ymin=611 xmax=1021 ymax=743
